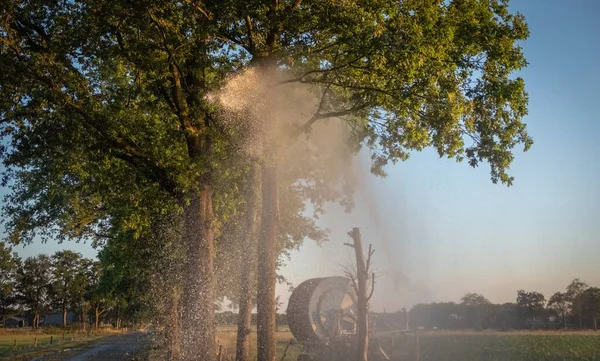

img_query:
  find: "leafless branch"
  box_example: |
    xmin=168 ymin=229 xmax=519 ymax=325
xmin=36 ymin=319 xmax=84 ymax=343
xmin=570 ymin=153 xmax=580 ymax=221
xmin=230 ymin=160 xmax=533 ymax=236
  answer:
xmin=367 ymin=272 xmax=376 ymax=301
xmin=366 ymin=244 xmax=373 ymax=273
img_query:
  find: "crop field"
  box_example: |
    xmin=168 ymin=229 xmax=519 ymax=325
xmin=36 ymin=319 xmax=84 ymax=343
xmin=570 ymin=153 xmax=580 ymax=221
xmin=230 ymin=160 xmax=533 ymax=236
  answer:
xmin=213 ymin=328 xmax=600 ymax=361
xmin=382 ymin=330 xmax=600 ymax=361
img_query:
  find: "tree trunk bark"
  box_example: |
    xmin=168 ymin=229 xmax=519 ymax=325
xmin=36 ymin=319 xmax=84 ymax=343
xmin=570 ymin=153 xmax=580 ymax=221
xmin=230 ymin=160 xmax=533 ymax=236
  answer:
xmin=349 ymin=228 xmax=369 ymax=361
xmin=167 ymin=289 xmax=182 ymax=361
xmin=63 ymin=307 xmax=67 ymax=328
xmin=236 ymin=163 xmax=261 ymax=361
xmin=82 ymin=306 xmax=85 ymax=331
xmin=181 ymin=188 xmax=216 ymax=361
xmin=256 ymin=165 xmax=278 ymax=361
xmin=95 ymin=307 xmax=100 ymax=329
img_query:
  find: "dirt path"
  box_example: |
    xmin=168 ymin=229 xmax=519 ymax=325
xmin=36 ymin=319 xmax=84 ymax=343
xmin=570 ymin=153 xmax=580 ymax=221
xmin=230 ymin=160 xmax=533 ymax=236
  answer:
xmin=31 ymin=332 xmax=149 ymax=361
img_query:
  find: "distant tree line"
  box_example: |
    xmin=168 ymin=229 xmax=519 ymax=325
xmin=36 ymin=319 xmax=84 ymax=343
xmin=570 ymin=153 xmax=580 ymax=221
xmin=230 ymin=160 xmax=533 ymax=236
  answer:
xmin=379 ymin=279 xmax=600 ymax=331
xmin=214 ymin=311 xmax=288 ymax=327
xmin=0 ymin=242 xmax=143 ymax=330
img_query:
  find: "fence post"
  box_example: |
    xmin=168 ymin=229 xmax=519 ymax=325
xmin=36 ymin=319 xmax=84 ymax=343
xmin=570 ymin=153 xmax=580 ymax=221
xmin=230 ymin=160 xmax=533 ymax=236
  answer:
xmin=415 ymin=331 xmax=420 ymax=361
xmin=34 ymin=336 xmax=38 ymax=347
xmin=50 ymin=335 xmax=54 ymax=345
xmin=217 ymin=344 xmax=223 ymax=361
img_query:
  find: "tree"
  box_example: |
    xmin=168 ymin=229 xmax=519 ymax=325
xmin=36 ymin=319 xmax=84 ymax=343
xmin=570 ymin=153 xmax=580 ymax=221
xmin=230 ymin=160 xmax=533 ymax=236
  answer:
xmin=16 ymin=255 xmax=53 ymax=329
xmin=345 ymin=228 xmax=375 ymax=361
xmin=1 ymin=2 xmax=531 ymax=360
xmin=460 ymin=293 xmax=491 ymax=329
xmin=566 ymin=278 xmax=588 ymax=329
xmin=72 ymin=258 xmax=93 ymax=330
xmin=581 ymin=287 xmax=600 ymax=331
xmin=547 ymin=292 xmax=569 ymax=329
xmin=0 ymin=242 xmax=19 ymax=327
xmin=86 ymin=262 xmax=113 ymax=329
xmin=50 ymin=250 xmax=88 ymax=328
xmin=516 ymin=290 xmax=546 ymax=329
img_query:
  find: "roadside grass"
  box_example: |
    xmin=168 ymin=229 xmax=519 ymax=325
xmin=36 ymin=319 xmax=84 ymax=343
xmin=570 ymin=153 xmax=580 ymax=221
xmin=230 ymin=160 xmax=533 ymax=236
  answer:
xmin=0 ymin=327 xmax=127 ymax=361
xmin=146 ymin=326 xmax=303 ymax=361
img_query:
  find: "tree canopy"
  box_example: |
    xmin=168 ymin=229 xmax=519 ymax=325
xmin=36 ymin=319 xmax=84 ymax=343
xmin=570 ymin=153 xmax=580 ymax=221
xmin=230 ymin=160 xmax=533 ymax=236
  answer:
xmin=0 ymin=0 xmax=531 ymax=244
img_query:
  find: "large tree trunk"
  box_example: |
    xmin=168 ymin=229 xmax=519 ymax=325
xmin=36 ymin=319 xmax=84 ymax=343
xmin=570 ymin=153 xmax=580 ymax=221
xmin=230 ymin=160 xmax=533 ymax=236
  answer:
xmin=236 ymin=163 xmax=261 ymax=361
xmin=181 ymin=188 xmax=216 ymax=361
xmin=256 ymin=165 xmax=278 ymax=361
xmin=95 ymin=306 xmax=100 ymax=329
xmin=167 ymin=289 xmax=182 ymax=361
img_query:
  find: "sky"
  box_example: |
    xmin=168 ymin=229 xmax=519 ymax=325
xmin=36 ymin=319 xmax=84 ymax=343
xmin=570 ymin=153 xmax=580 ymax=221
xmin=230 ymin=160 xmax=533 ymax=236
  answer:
xmin=6 ymin=0 xmax=600 ymax=312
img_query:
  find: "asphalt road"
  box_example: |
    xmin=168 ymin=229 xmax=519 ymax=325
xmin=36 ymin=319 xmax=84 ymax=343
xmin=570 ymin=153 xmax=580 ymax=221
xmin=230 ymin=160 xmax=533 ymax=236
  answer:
xmin=31 ymin=332 xmax=149 ymax=361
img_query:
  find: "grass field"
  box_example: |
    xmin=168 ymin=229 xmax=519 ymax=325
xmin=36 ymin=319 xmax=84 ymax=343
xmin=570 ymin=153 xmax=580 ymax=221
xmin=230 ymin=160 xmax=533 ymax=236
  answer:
xmin=0 ymin=327 xmax=125 ymax=360
xmin=211 ymin=328 xmax=600 ymax=361
xmin=379 ymin=330 xmax=600 ymax=361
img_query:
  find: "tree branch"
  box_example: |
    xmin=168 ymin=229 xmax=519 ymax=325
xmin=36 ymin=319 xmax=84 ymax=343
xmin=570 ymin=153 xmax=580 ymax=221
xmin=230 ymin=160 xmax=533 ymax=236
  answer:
xmin=367 ymin=272 xmax=375 ymax=301
xmin=244 ymin=15 xmax=255 ymax=54
xmin=366 ymin=244 xmax=373 ymax=273
xmin=182 ymin=0 xmax=212 ymax=20
xmin=300 ymin=102 xmax=370 ymax=132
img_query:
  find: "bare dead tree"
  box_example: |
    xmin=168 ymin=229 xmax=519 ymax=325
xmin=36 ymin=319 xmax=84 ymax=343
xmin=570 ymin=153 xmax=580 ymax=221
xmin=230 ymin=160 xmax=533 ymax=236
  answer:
xmin=344 ymin=227 xmax=375 ymax=361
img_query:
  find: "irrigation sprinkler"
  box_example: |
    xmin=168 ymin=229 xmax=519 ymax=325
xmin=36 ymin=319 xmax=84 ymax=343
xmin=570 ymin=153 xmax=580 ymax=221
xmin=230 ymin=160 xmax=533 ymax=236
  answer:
xmin=287 ymin=276 xmax=394 ymax=361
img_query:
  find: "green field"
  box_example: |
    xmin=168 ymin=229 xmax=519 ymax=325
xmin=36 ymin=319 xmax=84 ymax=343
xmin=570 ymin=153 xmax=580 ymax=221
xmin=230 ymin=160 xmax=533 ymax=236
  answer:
xmin=210 ymin=328 xmax=600 ymax=361
xmin=377 ymin=330 xmax=600 ymax=361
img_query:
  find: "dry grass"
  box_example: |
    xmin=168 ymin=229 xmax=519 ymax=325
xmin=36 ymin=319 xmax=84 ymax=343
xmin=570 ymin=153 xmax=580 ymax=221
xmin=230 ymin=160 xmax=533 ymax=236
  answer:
xmin=215 ymin=326 xmax=303 ymax=361
xmin=147 ymin=326 xmax=303 ymax=361
xmin=0 ymin=327 xmax=127 ymax=360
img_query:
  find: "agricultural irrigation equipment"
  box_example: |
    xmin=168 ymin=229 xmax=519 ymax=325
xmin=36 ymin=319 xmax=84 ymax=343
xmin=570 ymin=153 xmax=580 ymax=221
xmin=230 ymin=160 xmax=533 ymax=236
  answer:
xmin=287 ymin=276 xmax=391 ymax=361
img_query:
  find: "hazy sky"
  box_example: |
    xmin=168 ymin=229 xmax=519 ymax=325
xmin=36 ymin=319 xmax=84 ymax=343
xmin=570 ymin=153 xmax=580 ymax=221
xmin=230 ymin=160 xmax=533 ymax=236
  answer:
xmin=6 ymin=0 xmax=600 ymax=312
